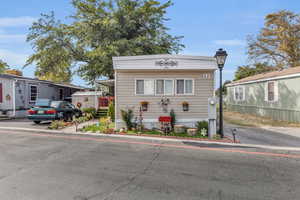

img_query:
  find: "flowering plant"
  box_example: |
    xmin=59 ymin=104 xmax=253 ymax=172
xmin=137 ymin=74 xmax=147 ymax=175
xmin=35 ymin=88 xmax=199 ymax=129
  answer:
xmin=182 ymin=101 xmax=189 ymax=105
xmin=140 ymin=101 xmax=149 ymax=105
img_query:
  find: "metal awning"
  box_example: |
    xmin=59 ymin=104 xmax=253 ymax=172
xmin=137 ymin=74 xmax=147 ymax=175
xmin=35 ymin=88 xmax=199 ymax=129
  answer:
xmin=96 ymin=79 xmax=115 ymax=87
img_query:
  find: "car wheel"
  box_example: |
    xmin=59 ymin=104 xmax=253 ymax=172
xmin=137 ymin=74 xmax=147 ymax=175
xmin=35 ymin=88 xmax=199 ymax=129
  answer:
xmin=63 ymin=113 xmax=69 ymax=122
xmin=34 ymin=121 xmax=41 ymax=124
xmin=69 ymin=113 xmax=74 ymax=121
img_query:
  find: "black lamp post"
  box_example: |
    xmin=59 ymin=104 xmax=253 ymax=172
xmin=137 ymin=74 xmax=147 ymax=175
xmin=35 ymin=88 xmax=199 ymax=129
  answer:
xmin=214 ymin=48 xmax=228 ymax=138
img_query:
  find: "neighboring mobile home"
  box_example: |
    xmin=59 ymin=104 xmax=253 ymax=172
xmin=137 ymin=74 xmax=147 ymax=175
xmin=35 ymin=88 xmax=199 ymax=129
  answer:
xmin=0 ymin=73 xmax=84 ymax=118
xmin=226 ymin=66 xmax=300 ymax=122
xmin=113 ymin=54 xmax=217 ymax=129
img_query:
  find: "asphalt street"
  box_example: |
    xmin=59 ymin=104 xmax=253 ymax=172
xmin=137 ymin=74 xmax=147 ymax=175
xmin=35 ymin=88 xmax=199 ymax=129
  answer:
xmin=225 ymin=123 xmax=300 ymax=147
xmin=0 ymin=130 xmax=299 ymax=200
xmin=0 ymin=118 xmax=51 ymax=130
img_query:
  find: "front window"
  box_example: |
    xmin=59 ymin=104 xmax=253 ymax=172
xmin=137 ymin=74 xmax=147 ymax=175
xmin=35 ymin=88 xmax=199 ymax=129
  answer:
xmin=30 ymin=85 xmax=38 ymax=103
xmin=136 ymin=80 xmax=154 ymax=95
xmin=176 ymin=79 xmax=193 ymax=95
xmin=268 ymin=82 xmax=275 ymax=101
xmin=156 ymin=79 xmax=174 ymax=95
xmin=234 ymin=86 xmax=245 ymax=101
xmin=136 ymin=79 xmax=193 ymax=96
xmin=59 ymin=88 xmax=64 ymax=100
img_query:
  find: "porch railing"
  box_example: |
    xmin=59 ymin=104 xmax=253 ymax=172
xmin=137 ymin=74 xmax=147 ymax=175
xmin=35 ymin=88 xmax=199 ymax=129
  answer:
xmin=98 ymin=96 xmax=114 ymax=108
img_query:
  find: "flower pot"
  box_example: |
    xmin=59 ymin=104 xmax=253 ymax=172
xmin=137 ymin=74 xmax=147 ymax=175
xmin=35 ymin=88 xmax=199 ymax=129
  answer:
xmin=174 ymin=125 xmax=185 ymax=134
xmin=187 ymin=128 xmax=197 ymax=136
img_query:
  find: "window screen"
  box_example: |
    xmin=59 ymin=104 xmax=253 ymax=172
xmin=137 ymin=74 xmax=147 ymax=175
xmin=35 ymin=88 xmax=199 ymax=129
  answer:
xmin=136 ymin=80 xmax=144 ymax=95
xmin=176 ymin=80 xmax=184 ymax=94
xmin=185 ymin=80 xmax=193 ymax=94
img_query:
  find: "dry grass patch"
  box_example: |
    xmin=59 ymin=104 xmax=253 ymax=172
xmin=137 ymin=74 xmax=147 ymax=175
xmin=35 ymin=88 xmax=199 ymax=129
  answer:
xmin=224 ymin=110 xmax=300 ymax=128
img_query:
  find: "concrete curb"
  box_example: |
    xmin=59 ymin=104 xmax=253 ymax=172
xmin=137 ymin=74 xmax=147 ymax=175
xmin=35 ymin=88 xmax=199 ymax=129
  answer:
xmin=1 ymin=126 xmax=300 ymax=151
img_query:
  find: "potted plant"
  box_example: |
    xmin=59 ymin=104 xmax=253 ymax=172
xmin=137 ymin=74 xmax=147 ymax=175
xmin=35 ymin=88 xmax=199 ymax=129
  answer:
xmin=140 ymin=101 xmax=149 ymax=111
xmin=182 ymin=101 xmax=189 ymax=111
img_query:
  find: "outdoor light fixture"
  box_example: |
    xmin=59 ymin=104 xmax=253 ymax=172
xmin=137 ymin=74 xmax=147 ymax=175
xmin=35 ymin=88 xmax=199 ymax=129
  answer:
xmin=214 ymin=48 xmax=228 ymax=138
xmin=215 ymin=48 xmax=228 ymax=67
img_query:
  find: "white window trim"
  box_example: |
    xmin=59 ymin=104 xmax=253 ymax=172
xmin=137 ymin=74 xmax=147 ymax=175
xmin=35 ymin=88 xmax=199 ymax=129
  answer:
xmin=29 ymin=85 xmax=38 ymax=103
xmin=175 ymin=78 xmax=195 ymax=96
xmin=265 ymin=81 xmax=278 ymax=103
xmin=155 ymin=79 xmax=174 ymax=96
xmin=135 ymin=78 xmax=155 ymax=96
xmin=135 ymin=78 xmax=195 ymax=96
xmin=233 ymin=86 xmax=245 ymax=102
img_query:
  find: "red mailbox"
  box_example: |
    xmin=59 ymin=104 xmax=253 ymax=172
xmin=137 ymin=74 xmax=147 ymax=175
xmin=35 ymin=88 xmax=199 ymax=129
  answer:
xmin=159 ymin=116 xmax=171 ymax=123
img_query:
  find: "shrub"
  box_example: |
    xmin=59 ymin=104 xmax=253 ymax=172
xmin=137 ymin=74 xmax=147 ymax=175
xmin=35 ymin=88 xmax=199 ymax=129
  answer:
xmin=99 ymin=117 xmax=111 ymax=130
xmin=196 ymin=121 xmax=208 ymax=133
xmin=120 ymin=109 xmax=134 ymax=130
xmin=213 ymin=134 xmax=222 ymax=140
xmin=85 ymin=113 xmax=94 ymax=120
xmin=107 ymin=101 xmax=115 ymax=122
xmin=49 ymin=120 xmax=66 ymax=130
xmin=103 ymin=128 xmax=115 ymax=134
xmin=82 ymin=107 xmax=97 ymax=118
xmin=170 ymin=109 xmax=176 ymax=130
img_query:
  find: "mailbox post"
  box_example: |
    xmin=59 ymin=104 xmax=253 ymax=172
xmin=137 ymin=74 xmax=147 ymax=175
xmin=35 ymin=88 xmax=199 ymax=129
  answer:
xmin=208 ymin=97 xmax=217 ymax=139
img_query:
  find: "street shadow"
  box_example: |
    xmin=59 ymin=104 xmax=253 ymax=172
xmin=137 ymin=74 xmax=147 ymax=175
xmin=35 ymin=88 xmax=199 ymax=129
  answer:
xmin=182 ymin=141 xmax=256 ymax=149
xmin=31 ymin=121 xmax=52 ymax=126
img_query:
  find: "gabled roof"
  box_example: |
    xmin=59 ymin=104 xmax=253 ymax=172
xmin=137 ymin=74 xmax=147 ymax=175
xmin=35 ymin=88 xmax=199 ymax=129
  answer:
xmin=72 ymin=91 xmax=103 ymax=96
xmin=228 ymin=66 xmax=300 ymax=86
xmin=0 ymin=73 xmax=85 ymax=90
xmin=113 ymin=54 xmax=217 ymax=70
xmin=96 ymin=79 xmax=115 ymax=87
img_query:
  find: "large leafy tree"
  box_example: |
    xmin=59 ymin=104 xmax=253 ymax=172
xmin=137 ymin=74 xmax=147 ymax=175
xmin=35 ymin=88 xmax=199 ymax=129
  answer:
xmin=234 ymin=62 xmax=276 ymax=81
xmin=26 ymin=12 xmax=73 ymax=83
xmin=247 ymin=10 xmax=300 ymax=68
xmin=0 ymin=59 xmax=9 ymax=74
xmin=26 ymin=0 xmax=184 ymax=83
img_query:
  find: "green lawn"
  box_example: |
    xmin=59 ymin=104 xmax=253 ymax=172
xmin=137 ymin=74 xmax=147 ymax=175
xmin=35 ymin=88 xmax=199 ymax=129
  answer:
xmin=127 ymin=129 xmax=209 ymax=139
xmin=81 ymin=122 xmax=115 ymax=133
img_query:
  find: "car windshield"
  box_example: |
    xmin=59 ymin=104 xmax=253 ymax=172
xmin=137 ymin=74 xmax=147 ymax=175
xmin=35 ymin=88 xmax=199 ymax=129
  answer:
xmin=50 ymin=101 xmax=61 ymax=108
xmin=35 ymin=99 xmax=51 ymax=107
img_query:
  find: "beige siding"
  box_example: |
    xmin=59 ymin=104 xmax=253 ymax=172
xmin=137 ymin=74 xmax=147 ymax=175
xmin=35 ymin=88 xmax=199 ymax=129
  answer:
xmin=115 ymin=70 xmax=215 ymax=128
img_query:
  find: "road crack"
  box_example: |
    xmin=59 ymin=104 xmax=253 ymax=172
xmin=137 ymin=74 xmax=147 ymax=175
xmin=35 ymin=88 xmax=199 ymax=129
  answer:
xmin=85 ymin=145 xmax=162 ymax=200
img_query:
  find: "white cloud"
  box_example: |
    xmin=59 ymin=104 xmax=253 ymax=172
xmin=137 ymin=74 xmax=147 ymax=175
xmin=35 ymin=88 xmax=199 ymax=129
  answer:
xmin=213 ymin=39 xmax=246 ymax=46
xmin=0 ymin=34 xmax=27 ymax=44
xmin=0 ymin=49 xmax=28 ymax=66
xmin=0 ymin=16 xmax=37 ymax=28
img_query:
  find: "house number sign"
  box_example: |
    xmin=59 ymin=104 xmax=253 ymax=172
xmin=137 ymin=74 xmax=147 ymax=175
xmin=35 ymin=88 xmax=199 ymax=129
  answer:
xmin=155 ymin=58 xmax=178 ymax=68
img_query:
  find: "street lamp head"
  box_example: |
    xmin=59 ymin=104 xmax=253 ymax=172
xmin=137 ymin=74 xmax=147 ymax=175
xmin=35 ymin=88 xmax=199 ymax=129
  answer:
xmin=214 ymin=48 xmax=228 ymax=69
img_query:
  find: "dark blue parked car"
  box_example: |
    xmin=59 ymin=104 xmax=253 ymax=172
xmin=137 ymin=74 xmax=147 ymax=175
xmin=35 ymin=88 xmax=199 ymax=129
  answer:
xmin=27 ymin=99 xmax=82 ymax=124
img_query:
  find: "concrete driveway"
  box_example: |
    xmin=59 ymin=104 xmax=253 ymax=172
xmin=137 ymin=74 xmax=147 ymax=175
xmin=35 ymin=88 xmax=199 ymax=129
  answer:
xmin=0 ymin=118 xmax=51 ymax=130
xmin=225 ymin=122 xmax=300 ymax=147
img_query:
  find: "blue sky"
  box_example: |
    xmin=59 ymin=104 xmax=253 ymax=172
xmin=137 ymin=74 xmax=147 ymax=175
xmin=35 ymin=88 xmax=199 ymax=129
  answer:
xmin=0 ymin=0 xmax=300 ymax=86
